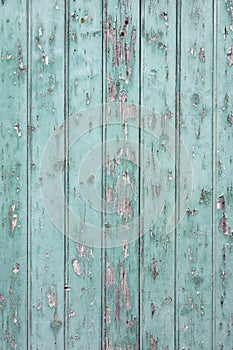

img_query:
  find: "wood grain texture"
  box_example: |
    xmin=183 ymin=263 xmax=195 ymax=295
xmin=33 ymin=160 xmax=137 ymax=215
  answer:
xmin=67 ymin=0 xmax=103 ymax=348
xmin=216 ymin=1 xmax=233 ymax=349
xmin=178 ymin=1 xmax=214 ymax=349
xmin=0 ymin=1 xmax=27 ymax=349
xmin=102 ymin=0 xmax=140 ymax=347
xmin=29 ymin=1 xmax=65 ymax=348
xmin=140 ymin=0 xmax=176 ymax=348
xmin=1 ymin=0 xmax=233 ymax=349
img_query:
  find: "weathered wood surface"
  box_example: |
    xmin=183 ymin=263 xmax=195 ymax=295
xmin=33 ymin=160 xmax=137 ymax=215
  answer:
xmin=178 ymin=1 xmax=214 ymax=349
xmin=0 ymin=1 xmax=27 ymax=349
xmin=1 ymin=0 xmax=233 ymax=349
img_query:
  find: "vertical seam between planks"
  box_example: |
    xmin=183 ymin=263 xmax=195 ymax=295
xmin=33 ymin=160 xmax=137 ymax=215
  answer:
xmin=64 ymin=1 xmax=70 ymax=349
xmin=175 ymin=0 xmax=181 ymax=349
xmin=101 ymin=0 xmax=103 ymax=346
xmin=26 ymin=0 xmax=32 ymax=348
xmin=138 ymin=0 xmax=143 ymax=348
xmin=212 ymin=0 xmax=218 ymax=349
xmin=101 ymin=0 xmax=107 ymax=348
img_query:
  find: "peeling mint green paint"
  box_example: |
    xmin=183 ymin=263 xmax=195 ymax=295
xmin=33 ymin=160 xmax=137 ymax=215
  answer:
xmin=0 ymin=0 xmax=232 ymax=349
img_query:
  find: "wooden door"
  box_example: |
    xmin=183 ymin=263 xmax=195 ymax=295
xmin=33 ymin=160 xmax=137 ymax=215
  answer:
xmin=1 ymin=0 xmax=233 ymax=349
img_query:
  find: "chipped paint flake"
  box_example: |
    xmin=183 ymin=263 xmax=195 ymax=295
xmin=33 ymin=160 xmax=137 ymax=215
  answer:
xmin=38 ymin=26 xmax=43 ymax=36
xmin=9 ymin=203 xmax=18 ymax=234
xmin=230 ymin=6 xmax=233 ymax=31
xmin=0 ymin=294 xmax=5 ymax=309
xmin=72 ymin=259 xmax=81 ymax=275
xmin=115 ymin=286 xmax=120 ymax=322
xmin=219 ymin=215 xmax=232 ymax=235
xmin=13 ymin=263 xmax=20 ymax=275
xmin=228 ymin=45 xmax=233 ymax=66
xmin=120 ymin=267 xmax=131 ymax=310
xmin=75 ymin=243 xmax=87 ymax=258
xmin=150 ymin=335 xmax=158 ymax=350
xmin=13 ymin=124 xmax=22 ymax=137
xmin=217 ymin=195 xmax=226 ymax=210
xmin=68 ymin=310 xmax=76 ymax=318
xmin=199 ymin=47 xmax=205 ymax=62
xmin=46 ymin=288 xmax=57 ymax=308
xmin=105 ymin=260 xmax=116 ymax=286
xmin=108 ymin=77 xmax=118 ymax=102
xmin=151 ymin=260 xmax=158 ymax=280
xmin=122 ymin=239 xmax=129 ymax=259
xmin=105 ymin=301 xmax=111 ymax=326
xmin=107 ymin=187 xmax=114 ymax=202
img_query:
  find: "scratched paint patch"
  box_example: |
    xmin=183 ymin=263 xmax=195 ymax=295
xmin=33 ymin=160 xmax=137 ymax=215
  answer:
xmin=39 ymin=103 xmax=192 ymax=247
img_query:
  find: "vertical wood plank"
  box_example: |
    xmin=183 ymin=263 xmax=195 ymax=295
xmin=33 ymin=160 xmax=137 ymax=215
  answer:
xmin=66 ymin=0 xmax=103 ymax=348
xmin=216 ymin=1 xmax=233 ymax=348
xmin=140 ymin=0 xmax=176 ymax=348
xmin=29 ymin=1 xmax=65 ymax=348
xmin=178 ymin=1 xmax=214 ymax=348
xmin=102 ymin=0 xmax=140 ymax=347
xmin=0 ymin=1 xmax=27 ymax=348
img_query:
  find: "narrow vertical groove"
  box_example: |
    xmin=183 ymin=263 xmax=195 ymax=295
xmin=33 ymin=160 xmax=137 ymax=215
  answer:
xmin=212 ymin=0 xmax=218 ymax=349
xmin=138 ymin=0 xmax=143 ymax=348
xmin=101 ymin=0 xmax=103 ymax=347
xmin=101 ymin=1 xmax=107 ymax=348
xmin=64 ymin=1 xmax=70 ymax=349
xmin=175 ymin=0 xmax=181 ymax=349
xmin=26 ymin=0 xmax=32 ymax=348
